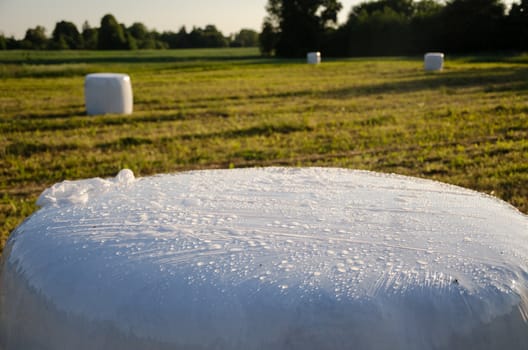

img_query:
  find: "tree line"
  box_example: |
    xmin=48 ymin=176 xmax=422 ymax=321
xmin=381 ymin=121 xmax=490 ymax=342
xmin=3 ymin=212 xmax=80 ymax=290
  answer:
xmin=0 ymin=14 xmax=259 ymax=50
xmin=260 ymin=0 xmax=528 ymax=57
xmin=2 ymin=0 xmax=527 ymax=56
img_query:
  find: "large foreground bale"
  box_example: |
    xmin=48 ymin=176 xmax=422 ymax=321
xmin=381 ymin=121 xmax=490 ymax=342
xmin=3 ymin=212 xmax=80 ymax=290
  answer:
xmin=1 ymin=167 xmax=527 ymax=350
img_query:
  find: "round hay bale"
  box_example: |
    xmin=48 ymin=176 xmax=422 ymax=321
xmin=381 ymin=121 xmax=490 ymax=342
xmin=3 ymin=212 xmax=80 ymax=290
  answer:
xmin=1 ymin=168 xmax=527 ymax=350
xmin=307 ymin=52 xmax=321 ymax=64
xmin=424 ymin=52 xmax=444 ymax=71
xmin=84 ymin=73 xmax=133 ymax=115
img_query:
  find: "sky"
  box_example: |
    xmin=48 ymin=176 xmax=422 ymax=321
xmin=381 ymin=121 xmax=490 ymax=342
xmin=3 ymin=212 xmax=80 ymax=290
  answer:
xmin=0 ymin=0 xmax=360 ymax=39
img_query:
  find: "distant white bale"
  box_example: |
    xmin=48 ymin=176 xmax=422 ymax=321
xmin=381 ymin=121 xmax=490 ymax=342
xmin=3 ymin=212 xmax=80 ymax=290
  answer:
xmin=307 ymin=51 xmax=321 ymax=64
xmin=424 ymin=52 xmax=444 ymax=71
xmin=84 ymin=73 xmax=133 ymax=115
xmin=1 ymin=167 xmax=528 ymax=350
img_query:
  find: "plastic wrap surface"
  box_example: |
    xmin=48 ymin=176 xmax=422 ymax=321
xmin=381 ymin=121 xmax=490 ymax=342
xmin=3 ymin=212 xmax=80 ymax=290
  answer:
xmin=1 ymin=167 xmax=527 ymax=349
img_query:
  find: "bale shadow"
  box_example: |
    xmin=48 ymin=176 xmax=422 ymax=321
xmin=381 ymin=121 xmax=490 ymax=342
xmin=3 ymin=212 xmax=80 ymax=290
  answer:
xmin=323 ymin=66 xmax=528 ymax=99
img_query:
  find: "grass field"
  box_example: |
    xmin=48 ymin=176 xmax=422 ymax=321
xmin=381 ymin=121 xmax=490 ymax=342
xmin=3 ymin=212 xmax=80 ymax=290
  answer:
xmin=1 ymin=48 xmax=527 ymax=253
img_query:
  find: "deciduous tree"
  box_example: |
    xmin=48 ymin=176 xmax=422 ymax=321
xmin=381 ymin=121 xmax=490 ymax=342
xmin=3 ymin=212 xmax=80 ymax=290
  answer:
xmin=22 ymin=26 xmax=48 ymax=50
xmin=98 ymin=14 xmax=127 ymax=50
xmin=82 ymin=21 xmax=98 ymax=49
xmin=345 ymin=0 xmax=415 ymax=55
xmin=51 ymin=21 xmax=82 ymax=49
xmin=128 ymin=22 xmax=150 ymax=48
xmin=231 ymin=29 xmax=259 ymax=47
xmin=259 ymin=20 xmax=277 ymax=55
xmin=263 ymin=0 xmax=343 ymax=57
xmin=442 ymin=0 xmax=505 ymax=52
xmin=507 ymin=0 xmax=528 ymax=50
xmin=0 ymin=34 xmax=6 ymax=50
xmin=188 ymin=25 xmax=228 ymax=48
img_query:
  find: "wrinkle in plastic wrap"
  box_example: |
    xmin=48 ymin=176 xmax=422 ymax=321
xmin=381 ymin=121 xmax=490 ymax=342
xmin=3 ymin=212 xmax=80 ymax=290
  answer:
xmin=1 ymin=167 xmax=528 ymax=350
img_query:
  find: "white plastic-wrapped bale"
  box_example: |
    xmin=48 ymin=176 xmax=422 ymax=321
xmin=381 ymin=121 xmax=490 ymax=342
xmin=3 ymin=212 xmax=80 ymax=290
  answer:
xmin=424 ymin=52 xmax=444 ymax=71
xmin=84 ymin=73 xmax=133 ymax=115
xmin=1 ymin=167 xmax=527 ymax=350
xmin=307 ymin=52 xmax=321 ymax=64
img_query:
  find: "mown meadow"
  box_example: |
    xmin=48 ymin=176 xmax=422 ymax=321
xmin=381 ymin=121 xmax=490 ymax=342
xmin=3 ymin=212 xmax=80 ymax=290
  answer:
xmin=1 ymin=47 xmax=527 ymax=253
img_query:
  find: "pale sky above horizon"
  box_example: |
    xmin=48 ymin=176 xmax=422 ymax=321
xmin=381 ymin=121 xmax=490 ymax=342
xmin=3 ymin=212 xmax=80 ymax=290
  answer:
xmin=0 ymin=0 xmax=361 ymax=39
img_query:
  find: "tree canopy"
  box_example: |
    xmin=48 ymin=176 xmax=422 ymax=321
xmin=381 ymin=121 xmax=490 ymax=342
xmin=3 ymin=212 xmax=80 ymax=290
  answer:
xmin=98 ymin=14 xmax=128 ymax=50
xmin=509 ymin=0 xmax=528 ymax=50
xmin=0 ymin=34 xmax=6 ymax=50
xmin=7 ymin=14 xmax=258 ymax=50
xmin=6 ymin=1 xmax=528 ymax=55
xmin=261 ymin=0 xmax=523 ymax=57
xmin=51 ymin=21 xmax=83 ymax=49
xmin=262 ymin=0 xmax=343 ymax=57
xmin=232 ymin=29 xmax=259 ymax=47
xmin=22 ymin=26 xmax=48 ymax=50
xmin=81 ymin=21 xmax=98 ymax=50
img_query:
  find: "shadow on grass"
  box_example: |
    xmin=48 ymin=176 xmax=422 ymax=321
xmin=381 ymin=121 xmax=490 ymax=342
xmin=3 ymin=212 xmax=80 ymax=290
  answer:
xmin=3 ymin=63 xmax=527 ymax=135
xmin=457 ymin=53 xmax=528 ymax=64
xmin=171 ymin=64 xmax=528 ymax=103
xmin=97 ymin=137 xmax=153 ymax=151
xmin=0 ymin=113 xmax=189 ymax=133
xmin=5 ymin=141 xmax=79 ymax=157
xmin=0 ymin=57 xmax=296 ymax=79
xmin=321 ymin=65 xmax=528 ymax=98
xmin=0 ymin=50 xmax=265 ymax=65
xmin=176 ymin=122 xmax=314 ymax=140
xmin=95 ymin=123 xmax=313 ymax=151
xmin=10 ymin=110 xmax=85 ymax=120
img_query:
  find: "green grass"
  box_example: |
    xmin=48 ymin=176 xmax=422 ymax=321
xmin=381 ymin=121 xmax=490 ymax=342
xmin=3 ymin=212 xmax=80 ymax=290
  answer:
xmin=1 ymin=48 xmax=527 ymax=253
